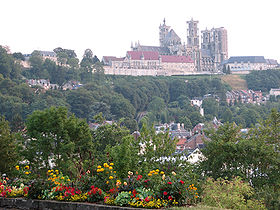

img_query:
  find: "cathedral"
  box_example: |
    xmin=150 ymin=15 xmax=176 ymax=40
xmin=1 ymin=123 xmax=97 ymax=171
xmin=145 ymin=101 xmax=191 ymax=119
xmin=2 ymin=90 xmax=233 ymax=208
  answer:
xmin=132 ymin=18 xmax=228 ymax=72
xmin=103 ymin=18 xmax=228 ymax=76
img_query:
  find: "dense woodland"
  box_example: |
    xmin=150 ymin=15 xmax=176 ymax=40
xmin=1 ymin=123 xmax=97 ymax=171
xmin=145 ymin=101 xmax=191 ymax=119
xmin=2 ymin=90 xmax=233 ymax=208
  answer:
xmin=1 ymin=46 xmax=280 ymax=132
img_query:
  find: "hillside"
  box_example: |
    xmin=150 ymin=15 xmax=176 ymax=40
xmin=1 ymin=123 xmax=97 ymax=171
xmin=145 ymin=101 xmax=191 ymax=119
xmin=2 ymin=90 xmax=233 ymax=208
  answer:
xmin=221 ymin=74 xmax=247 ymax=90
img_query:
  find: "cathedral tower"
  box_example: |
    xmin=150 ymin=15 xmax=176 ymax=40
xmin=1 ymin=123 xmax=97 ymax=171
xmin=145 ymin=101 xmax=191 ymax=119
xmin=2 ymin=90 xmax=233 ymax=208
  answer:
xmin=186 ymin=18 xmax=201 ymax=71
xmin=187 ymin=18 xmax=199 ymax=48
xmin=159 ymin=18 xmax=170 ymax=47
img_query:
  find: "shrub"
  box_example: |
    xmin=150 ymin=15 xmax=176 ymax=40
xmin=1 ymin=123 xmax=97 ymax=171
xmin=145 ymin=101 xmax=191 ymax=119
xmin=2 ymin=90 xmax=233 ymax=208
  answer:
xmin=201 ymin=177 xmax=266 ymax=210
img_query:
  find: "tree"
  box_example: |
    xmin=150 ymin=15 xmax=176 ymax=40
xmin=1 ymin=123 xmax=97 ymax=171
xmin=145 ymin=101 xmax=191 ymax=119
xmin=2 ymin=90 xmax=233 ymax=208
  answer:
xmin=23 ymin=107 xmax=94 ymax=176
xmin=12 ymin=52 xmax=25 ymax=61
xmin=0 ymin=46 xmax=21 ymax=79
xmin=92 ymin=121 xmax=130 ymax=162
xmin=0 ymin=116 xmax=19 ymax=175
xmin=227 ymin=65 xmax=231 ymax=74
xmin=201 ymin=110 xmax=280 ymax=189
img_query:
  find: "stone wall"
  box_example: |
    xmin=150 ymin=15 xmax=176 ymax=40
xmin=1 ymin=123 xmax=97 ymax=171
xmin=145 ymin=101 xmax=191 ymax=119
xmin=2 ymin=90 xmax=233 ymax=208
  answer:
xmin=0 ymin=198 xmax=142 ymax=210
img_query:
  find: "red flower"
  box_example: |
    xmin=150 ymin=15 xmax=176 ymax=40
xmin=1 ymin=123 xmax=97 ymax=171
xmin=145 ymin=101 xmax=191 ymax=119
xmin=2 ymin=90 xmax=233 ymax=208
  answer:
xmin=144 ymin=179 xmax=149 ymax=183
xmin=168 ymin=196 xmax=173 ymax=200
xmin=145 ymin=196 xmax=150 ymax=202
xmin=163 ymin=191 xmax=168 ymax=196
xmin=132 ymin=189 xmax=137 ymax=197
xmin=137 ymin=175 xmax=143 ymax=181
xmin=180 ymin=180 xmax=184 ymax=184
xmin=167 ymin=182 xmax=172 ymax=185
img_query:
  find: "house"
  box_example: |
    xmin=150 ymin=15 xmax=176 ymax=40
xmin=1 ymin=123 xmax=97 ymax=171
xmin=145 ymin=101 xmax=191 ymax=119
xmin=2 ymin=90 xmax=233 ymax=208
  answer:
xmin=186 ymin=148 xmax=205 ymax=164
xmin=192 ymin=123 xmax=204 ymax=134
xmin=269 ymin=88 xmax=280 ymax=97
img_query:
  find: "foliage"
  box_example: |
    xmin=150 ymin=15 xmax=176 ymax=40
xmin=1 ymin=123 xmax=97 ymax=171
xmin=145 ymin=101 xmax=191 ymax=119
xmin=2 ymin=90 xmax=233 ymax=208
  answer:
xmin=246 ymin=69 xmax=280 ymax=92
xmin=23 ymin=106 xmax=94 ymax=176
xmin=200 ymin=118 xmax=280 ymax=189
xmin=0 ymin=116 xmax=19 ymax=175
xmin=201 ymin=177 xmax=266 ymax=210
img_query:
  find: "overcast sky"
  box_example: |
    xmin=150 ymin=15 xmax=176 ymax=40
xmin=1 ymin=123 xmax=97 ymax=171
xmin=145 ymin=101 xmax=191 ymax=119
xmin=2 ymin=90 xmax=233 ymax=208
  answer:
xmin=1 ymin=0 xmax=279 ymax=61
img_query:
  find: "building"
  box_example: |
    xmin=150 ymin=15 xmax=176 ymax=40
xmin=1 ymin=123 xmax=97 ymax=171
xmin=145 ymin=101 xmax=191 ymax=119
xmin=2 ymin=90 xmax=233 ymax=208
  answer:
xmin=103 ymin=51 xmax=195 ymax=76
xmin=104 ymin=18 xmax=228 ymax=76
xmin=226 ymin=89 xmax=264 ymax=104
xmin=269 ymin=88 xmax=280 ymax=97
xmin=201 ymin=27 xmax=228 ymax=71
xmin=223 ymin=56 xmax=279 ymax=74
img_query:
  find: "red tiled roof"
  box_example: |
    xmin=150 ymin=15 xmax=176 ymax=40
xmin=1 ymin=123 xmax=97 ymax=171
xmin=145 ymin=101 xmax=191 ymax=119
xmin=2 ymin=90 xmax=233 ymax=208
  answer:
xmin=177 ymin=138 xmax=187 ymax=145
xmin=161 ymin=55 xmax=193 ymax=63
xmin=127 ymin=51 xmax=159 ymax=60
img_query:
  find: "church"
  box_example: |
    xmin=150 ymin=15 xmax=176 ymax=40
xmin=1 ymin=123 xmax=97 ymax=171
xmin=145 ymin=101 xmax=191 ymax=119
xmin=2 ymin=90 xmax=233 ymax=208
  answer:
xmin=103 ymin=18 xmax=228 ymax=76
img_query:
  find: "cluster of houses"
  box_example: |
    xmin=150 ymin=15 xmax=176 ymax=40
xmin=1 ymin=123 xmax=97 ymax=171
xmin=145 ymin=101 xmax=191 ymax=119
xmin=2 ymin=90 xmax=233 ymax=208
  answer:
xmin=26 ymin=79 xmax=83 ymax=91
xmin=153 ymin=117 xmax=222 ymax=163
xmin=225 ymin=89 xmax=265 ymax=105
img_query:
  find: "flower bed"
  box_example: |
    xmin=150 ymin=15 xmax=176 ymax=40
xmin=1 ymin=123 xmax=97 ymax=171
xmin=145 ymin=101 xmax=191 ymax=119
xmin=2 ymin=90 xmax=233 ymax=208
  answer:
xmin=0 ymin=163 xmax=200 ymax=209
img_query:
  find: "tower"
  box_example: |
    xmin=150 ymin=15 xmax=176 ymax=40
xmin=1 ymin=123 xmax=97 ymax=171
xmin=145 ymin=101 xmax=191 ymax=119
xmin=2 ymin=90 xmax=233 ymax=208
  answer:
xmin=159 ymin=18 xmax=170 ymax=47
xmin=187 ymin=18 xmax=199 ymax=48
xmin=186 ymin=18 xmax=201 ymax=71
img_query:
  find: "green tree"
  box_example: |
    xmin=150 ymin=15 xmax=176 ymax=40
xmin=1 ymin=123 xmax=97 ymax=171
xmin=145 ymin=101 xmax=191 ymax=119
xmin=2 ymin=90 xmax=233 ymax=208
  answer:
xmin=23 ymin=107 xmax=93 ymax=176
xmin=0 ymin=116 xmax=19 ymax=175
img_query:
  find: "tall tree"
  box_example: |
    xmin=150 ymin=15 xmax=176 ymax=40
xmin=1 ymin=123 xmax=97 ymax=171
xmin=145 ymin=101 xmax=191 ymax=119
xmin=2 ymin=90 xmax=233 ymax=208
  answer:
xmin=0 ymin=116 xmax=19 ymax=175
xmin=23 ymin=107 xmax=94 ymax=175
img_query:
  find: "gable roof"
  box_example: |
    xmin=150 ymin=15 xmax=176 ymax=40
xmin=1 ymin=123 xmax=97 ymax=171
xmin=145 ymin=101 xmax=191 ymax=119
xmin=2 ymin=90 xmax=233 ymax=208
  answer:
xmin=266 ymin=59 xmax=278 ymax=65
xmin=166 ymin=29 xmax=181 ymax=42
xmin=103 ymin=56 xmax=124 ymax=63
xmin=161 ymin=55 xmax=193 ymax=63
xmin=39 ymin=51 xmax=57 ymax=57
xmin=134 ymin=45 xmax=170 ymax=55
xmin=226 ymin=56 xmax=266 ymax=64
xmin=127 ymin=51 xmax=159 ymax=60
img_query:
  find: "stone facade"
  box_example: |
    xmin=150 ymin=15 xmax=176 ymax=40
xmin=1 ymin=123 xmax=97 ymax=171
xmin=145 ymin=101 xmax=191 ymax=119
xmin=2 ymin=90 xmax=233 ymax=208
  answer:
xmin=103 ymin=51 xmax=195 ymax=76
xmin=134 ymin=19 xmax=228 ymax=72
xmin=224 ymin=56 xmax=279 ymax=73
xmin=104 ymin=18 xmax=228 ymax=76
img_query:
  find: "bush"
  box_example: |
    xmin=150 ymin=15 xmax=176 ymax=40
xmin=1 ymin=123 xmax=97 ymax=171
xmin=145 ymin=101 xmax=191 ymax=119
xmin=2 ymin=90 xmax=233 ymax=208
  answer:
xmin=201 ymin=177 xmax=266 ymax=210
xmin=255 ymin=185 xmax=280 ymax=210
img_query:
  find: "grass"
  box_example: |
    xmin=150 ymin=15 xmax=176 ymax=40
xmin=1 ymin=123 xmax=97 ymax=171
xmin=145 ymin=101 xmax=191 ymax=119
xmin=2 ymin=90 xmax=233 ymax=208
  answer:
xmin=221 ymin=74 xmax=247 ymax=90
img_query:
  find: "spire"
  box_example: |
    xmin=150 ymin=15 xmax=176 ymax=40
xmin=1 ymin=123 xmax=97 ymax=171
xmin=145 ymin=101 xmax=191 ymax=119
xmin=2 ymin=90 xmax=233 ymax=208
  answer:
xmin=163 ymin=18 xmax=166 ymax=25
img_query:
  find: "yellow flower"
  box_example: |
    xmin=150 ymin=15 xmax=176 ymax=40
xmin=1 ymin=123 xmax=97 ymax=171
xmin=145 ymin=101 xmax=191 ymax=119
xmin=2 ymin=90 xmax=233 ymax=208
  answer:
xmin=53 ymin=174 xmax=56 ymax=177
xmin=110 ymin=163 xmax=114 ymax=166
xmin=97 ymin=165 xmax=102 ymax=169
xmin=15 ymin=165 xmax=19 ymax=170
xmin=61 ymin=177 xmax=64 ymax=180
xmin=109 ymin=166 xmax=113 ymax=170
xmin=103 ymin=163 xmax=109 ymax=168
xmin=67 ymin=179 xmax=70 ymax=181
xmin=155 ymin=169 xmax=159 ymax=172
xmin=124 ymin=182 xmax=127 ymax=186
xmin=114 ymin=171 xmax=116 ymax=173
xmin=162 ymin=174 xmax=165 ymax=180
xmin=25 ymin=165 xmax=29 ymax=170
xmin=109 ymin=176 xmax=113 ymax=180
xmin=106 ymin=181 xmax=109 ymax=184
xmin=148 ymin=173 xmax=152 ymax=176
xmin=50 ymin=173 xmax=53 ymax=175
xmin=154 ymin=172 xmax=158 ymax=175
xmin=48 ymin=170 xmax=51 ymax=173
xmin=25 ymin=171 xmax=29 ymax=175
xmin=160 ymin=171 xmax=164 ymax=174
xmin=100 ymin=168 xmax=104 ymax=172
